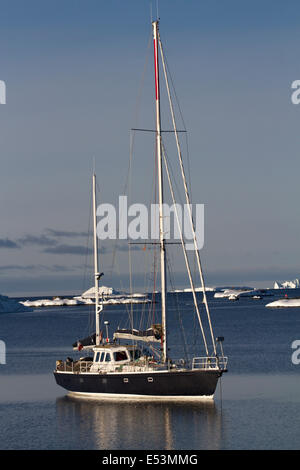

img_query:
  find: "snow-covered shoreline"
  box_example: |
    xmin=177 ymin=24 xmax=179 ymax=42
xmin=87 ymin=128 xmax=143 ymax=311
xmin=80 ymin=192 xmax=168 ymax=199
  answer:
xmin=265 ymin=298 xmax=300 ymax=308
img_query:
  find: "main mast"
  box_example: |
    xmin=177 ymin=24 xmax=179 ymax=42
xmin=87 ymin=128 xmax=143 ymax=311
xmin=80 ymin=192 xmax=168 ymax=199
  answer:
xmin=152 ymin=20 xmax=168 ymax=363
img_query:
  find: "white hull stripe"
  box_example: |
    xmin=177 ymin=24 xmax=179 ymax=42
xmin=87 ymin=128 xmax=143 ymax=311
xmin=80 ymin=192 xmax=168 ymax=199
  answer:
xmin=68 ymin=391 xmax=214 ymax=401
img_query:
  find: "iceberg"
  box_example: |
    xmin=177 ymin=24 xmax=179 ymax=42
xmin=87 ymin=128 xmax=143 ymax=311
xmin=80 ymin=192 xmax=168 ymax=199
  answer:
xmin=214 ymin=287 xmax=272 ymax=299
xmin=214 ymin=288 xmax=254 ymax=298
xmin=274 ymin=279 xmax=300 ymax=289
xmin=79 ymin=286 xmax=115 ymax=298
xmin=74 ymin=285 xmax=150 ymax=305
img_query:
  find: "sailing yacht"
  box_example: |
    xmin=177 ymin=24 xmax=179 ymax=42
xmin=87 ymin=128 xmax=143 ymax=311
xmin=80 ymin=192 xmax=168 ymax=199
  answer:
xmin=54 ymin=20 xmax=228 ymax=399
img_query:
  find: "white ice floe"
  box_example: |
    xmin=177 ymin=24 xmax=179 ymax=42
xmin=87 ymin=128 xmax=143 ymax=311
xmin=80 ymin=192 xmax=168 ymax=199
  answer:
xmin=21 ymin=288 xmax=151 ymax=308
xmin=265 ymin=298 xmax=300 ymax=308
xmin=0 ymin=294 xmax=32 ymax=313
xmin=171 ymin=287 xmax=216 ymax=293
xmin=214 ymin=288 xmax=254 ymax=298
xmin=20 ymin=298 xmax=80 ymax=308
xmin=75 ymin=296 xmax=150 ymax=305
xmin=274 ymin=279 xmax=300 ymax=289
xmin=214 ymin=287 xmax=271 ymax=299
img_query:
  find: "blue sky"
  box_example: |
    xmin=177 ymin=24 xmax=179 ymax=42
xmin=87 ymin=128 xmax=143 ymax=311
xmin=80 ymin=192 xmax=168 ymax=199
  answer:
xmin=1 ymin=0 xmax=300 ymax=295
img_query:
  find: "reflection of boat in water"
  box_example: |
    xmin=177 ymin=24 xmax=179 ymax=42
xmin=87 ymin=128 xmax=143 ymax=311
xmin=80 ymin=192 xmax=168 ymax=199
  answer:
xmin=54 ymin=18 xmax=227 ymax=400
xmin=55 ymin=395 xmax=222 ymax=450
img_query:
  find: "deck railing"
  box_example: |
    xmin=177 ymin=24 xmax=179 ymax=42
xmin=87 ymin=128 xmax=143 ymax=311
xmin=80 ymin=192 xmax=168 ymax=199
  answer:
xmin=56 ymin=357 xmax=228 ymax=373
xmin=56 ymin=360 xmax=93 ymax=373
xmin=192 ymin=356 xmax=228 ymax=371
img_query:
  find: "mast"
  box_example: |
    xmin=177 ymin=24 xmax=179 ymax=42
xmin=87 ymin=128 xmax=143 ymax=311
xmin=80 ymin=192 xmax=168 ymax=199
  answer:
xmin=152 ymin=20 xmax=168 ymax=363
xmin=92 ymin=173 xmax=102 ymax=345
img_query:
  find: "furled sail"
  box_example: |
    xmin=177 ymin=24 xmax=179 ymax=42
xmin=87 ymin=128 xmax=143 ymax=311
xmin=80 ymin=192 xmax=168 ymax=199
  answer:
xmin=113 ymin=324 xmax=162 ymax=343
xmin=72 ymin=333 xmax=97 ymax=350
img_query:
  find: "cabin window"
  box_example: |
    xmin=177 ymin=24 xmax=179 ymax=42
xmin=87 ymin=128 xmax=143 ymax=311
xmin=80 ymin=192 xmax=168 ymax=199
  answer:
xmin=114 ymin=351 xmax=128 ymax=362
xmin=129 ymin=349 xmax=141 ymax=361
xmin=105 ymin=353 xmax=111 ymax=362
xmin=134 ymin=349 xmax=141 ymax=360
xmin=100 ymin=352 xmax=105 ymax=362
xmin=95 ymin=352 xmax=100 ymax=362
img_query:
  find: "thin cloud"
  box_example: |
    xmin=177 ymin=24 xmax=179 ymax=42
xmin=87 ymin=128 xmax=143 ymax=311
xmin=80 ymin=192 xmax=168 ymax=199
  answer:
xmin=0 ymin=264 xmax=38 ymax=271
xmin=43 ymin=244 xmax=94 ymax=255
xmin=115 ymin=242 xmax=144 ymax=252
xmin=45 ymin=229 xmax=89 ymax=238
xmin=0 ymin=264 xmax=81 ymax=273
xmin=0 ymin=238 xmax=20 ymax=249
xmin=18 ymin=234 xmax=58 ymax=247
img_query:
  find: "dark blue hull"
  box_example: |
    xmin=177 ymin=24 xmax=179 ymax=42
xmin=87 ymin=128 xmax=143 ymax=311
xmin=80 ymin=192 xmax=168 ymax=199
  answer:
xmin=54 ymin=369 xmax=222 ymax=398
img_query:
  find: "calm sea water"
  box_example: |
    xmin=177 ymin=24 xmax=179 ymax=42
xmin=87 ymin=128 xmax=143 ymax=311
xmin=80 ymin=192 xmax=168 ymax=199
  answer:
xmin=0 ymin=290 xmax=300 ymax=450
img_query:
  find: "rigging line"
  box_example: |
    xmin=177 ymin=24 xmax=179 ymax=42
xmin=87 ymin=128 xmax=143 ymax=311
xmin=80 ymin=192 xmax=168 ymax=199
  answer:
xmin=131 ymin=129 xmax=186 ymax=133
xmin=161 ymin=44 xmax=193 ymax=201
xmin=81 ymin=179 xmax=95 ymax=336
xmin=158 ymin=33 xmax=217 ymax=356
xmin=137 ymin=127 xmax=158 ymax=330
xmin=219 ymin=375 xmax=223 ymax=414
xmin=161 ymin=143 xmax=209 ymax=356
xmin=139 ymin=248 xmax=155 ymax=332
xmin=108 ymin=31 xmax=152 ymax=285
xmin=161 ymin=136 xmax=184 ymax=208
xmin=128 ymin=243 xmax=134 ymax=331
xmin=131 ymin=29 xmax=152 ymax=146
xmin=122 ymin=30 xmax=152 ymax=199
xmin=165 ymin=255 xmax=189 ymax=363
xmin=137 ymin=244 xmax=150 ymax=331
xmin=151 ymin=246 xmax=158 ymax=325
xmin=82 ymin=180 xmax=93 ymax=294
xmin=123 ymin=30 xmax=154 ymax=333
xmin=114 ymin=249 xmax=132 ymax=320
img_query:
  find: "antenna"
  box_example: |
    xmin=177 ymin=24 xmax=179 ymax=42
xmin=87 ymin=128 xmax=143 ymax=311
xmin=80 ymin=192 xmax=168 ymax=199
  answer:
xmin=156 ymin=0 xmax=159 ymax=20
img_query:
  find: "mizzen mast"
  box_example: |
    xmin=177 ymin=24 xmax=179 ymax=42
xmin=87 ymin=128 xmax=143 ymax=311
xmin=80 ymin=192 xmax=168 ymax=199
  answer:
xmin=92 ymin=173 xmax=102 ymax=345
